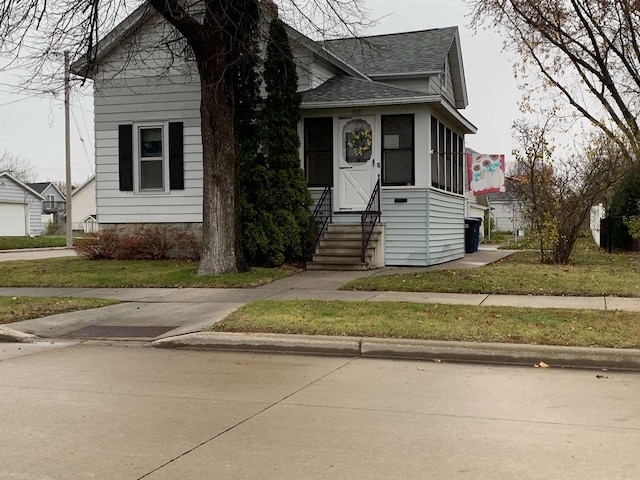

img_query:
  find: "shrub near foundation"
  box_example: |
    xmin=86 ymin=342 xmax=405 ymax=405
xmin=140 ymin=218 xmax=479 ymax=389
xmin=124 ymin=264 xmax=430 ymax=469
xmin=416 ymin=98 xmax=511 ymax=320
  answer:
xmin=75 ymin=226 xmax=200 ymax=260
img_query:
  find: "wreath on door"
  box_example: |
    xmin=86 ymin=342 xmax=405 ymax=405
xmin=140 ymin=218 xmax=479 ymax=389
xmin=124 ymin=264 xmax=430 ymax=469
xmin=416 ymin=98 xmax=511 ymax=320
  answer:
xmin=344 ymin=119 xmax=373 ymax=163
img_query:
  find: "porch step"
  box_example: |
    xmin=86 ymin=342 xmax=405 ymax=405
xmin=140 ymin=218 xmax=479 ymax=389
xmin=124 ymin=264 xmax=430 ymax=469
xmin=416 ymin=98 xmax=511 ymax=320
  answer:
xmin=306 ymin=260 xmax=370 ymax=271
xmin=306 ymin=222 xmax=384 ymax=271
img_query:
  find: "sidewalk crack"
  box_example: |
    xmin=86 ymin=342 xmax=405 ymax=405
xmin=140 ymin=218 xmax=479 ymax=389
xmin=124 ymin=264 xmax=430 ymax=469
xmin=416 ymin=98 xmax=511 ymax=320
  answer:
xmin=136 ymin=357 xmax=356 ymax=479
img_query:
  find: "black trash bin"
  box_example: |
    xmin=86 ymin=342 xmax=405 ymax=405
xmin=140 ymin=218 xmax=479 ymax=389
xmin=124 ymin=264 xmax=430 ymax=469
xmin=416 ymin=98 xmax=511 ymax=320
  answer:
xmin=464 ymin=217 xmax=482 ymax=253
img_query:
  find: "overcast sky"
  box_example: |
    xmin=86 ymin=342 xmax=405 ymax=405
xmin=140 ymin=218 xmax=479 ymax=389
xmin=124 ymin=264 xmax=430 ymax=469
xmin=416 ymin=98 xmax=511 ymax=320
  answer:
xmin=0 ymin=0 xmax=520 ymax=184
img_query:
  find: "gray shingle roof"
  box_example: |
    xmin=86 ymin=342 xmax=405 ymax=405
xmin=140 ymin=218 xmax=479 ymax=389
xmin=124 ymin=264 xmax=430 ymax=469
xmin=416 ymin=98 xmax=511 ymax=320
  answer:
xmin=324 ymin=27 xmax=457 ymax=76
xmin=302 ymin=75 xmax=430 ymax=105
xmin=26 ymin=182 xmax=50 ymax=194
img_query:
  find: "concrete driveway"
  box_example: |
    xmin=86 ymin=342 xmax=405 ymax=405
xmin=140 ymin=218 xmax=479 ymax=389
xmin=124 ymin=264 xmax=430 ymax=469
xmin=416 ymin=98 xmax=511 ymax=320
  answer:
xmin=0 ymin=247 xmax=77 ymax=262
xmin=1 ymin=343 xmax=639 ymax=479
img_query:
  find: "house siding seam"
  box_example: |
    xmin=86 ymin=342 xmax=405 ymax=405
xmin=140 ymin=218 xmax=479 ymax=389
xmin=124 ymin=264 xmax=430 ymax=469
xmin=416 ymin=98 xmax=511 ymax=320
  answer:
xmin=427 ymin=189 xmax=465 ymax=265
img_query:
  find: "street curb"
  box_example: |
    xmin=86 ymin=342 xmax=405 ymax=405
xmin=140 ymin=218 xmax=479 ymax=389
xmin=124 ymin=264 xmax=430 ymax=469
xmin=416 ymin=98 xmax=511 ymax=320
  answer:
xmin=152 ymin=332 xmax=361 ymax=356
xmin=360 ymin=338 xmax=640 ymax=370
xmin=0 ymin=326 xmax=36 ymax=343
xmin=151 ymin=332 xmax=640 ymax=371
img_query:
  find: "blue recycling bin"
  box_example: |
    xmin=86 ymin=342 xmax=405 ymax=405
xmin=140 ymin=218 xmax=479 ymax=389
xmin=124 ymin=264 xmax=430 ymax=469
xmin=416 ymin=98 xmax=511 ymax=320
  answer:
xmin=464 ymin=217 xmax=482 ymax=253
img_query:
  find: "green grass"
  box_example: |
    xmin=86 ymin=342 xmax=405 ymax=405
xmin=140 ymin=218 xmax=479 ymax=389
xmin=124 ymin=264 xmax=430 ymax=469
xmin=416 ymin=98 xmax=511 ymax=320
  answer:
xmin=343 ymin=239 xmax=640 ymax=297
xmin=213 ymin=299 xmax=640 ymax=349
xmin=0 ymin=296 xmax=118 ymax=325
xmin=0 ymin=257 xmax=297 ymax=288
xmin=0 ymin=236 xmax=73 ymax=250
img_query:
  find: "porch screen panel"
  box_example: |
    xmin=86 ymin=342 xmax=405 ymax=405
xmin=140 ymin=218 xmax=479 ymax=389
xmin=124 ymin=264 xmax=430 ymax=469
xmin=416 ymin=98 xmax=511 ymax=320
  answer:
xmin=304 ymin=117 xmax=333 ymax=187
xmin=438 ymin=122 xmax=446 ymax=189
xmin=431 ymin=118 xmax=439 ymax=188
xmin=382 ymin=114 xmax=414 ymax=186
xmin=457 ymin=136 xmax=465 ymax=194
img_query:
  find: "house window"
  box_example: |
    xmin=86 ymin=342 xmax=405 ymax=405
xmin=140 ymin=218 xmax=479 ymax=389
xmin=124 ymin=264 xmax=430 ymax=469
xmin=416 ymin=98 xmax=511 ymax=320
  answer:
xmin=431 ymin=117 xmax=464 ymax=194
xmin=138 ymin=126 xmax=165 ymax=191
xmin=118 ymin=122 xmax=183 ymax=193
xmin=304 ymin=117 xmax=333 ymax=187
xmin=382 ymin=114 xmax=414 ymax=186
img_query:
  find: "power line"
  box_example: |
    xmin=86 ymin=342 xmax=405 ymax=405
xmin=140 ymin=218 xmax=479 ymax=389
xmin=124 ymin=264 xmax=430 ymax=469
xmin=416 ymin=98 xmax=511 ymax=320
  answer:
xmin=70 ymin=107 xmax=95 ymax=175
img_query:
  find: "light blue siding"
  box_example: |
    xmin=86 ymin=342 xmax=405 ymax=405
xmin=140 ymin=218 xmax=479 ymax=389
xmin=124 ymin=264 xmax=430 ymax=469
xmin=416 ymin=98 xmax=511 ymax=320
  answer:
xmin=427 ymin=189 xmax=465 ymax=265
xmin=381 ymin=188 xmax=428 ymax=266
xmin=0 ymin=175 xmax=43 ymax=236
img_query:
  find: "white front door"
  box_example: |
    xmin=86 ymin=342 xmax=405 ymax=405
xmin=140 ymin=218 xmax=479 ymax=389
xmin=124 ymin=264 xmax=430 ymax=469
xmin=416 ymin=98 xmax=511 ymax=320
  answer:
xmin=337 ymin=117 xmax=377 ymax=211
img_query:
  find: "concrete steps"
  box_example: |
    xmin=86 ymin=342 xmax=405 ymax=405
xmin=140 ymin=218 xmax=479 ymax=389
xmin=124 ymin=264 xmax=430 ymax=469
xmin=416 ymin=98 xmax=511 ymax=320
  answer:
xmin=307 ymin=223 xmax=384 ymax=271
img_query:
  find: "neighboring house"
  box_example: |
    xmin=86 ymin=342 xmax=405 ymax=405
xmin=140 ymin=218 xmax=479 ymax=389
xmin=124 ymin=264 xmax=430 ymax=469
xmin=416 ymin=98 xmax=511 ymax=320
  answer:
xmin=71 ymin=3 xmax=477 ymax=267
xmin=487 ymin=186 xmax=525 ymax=234
xmin=71 ymin=175 xmax=97 ymax=232
xmin=466 ymin=190 xmax=488 ymax=238
xmin=0 ymin=172 xmax=45 ymax=236
xmin=27 ymin=181 xmax=66 ymax=232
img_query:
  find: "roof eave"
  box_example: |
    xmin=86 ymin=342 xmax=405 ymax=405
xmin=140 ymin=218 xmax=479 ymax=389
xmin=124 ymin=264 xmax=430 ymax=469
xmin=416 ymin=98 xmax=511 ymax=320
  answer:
xmin=368 ymin=71 xmax=440 ymax=80
xmin=0 ymin=172 xmax=46 ymax=200
xmin=70 ymin=3 xmax=153 ymax=78
xmin=301 ymin=95 xmax=477 ymax=134
xmin=301 ymin=95 xmax=440 ymax=110
xmin=283 ymin=26 xmax=370 ymax=81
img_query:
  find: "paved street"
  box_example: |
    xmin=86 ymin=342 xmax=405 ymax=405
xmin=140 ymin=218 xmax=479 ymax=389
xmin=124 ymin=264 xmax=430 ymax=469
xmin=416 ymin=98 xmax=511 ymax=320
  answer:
xmin=1 ymin=342 xmax=639 ymax=479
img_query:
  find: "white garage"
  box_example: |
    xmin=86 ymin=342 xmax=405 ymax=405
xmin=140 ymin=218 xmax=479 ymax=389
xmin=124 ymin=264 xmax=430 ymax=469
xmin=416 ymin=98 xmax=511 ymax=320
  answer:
xmin=0 ymin=172 xmax=44 ymax=237
xmin=0 ymin=202 xmax=27 ymax=236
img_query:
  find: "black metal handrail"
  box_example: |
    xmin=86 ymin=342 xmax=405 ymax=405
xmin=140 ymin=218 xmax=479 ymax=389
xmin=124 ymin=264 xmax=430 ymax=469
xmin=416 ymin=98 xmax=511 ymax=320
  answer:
xmin=308 ymin=184 xmax=332 ymax=259
xmin=361 ymin=176 xmax=381 ymax=262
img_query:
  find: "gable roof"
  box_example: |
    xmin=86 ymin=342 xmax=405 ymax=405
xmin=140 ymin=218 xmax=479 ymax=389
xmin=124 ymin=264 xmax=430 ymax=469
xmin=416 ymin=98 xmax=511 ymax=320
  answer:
xmin=27 ymin=181 xmax=66 ymax=199
xmin=325 ymin=27 xmax=457 ymax=75
xmin=0 ymin=172 xmax=45 ymax=200
xmin=324 ymin=27 xmax=468 ymax=109
xmin=70 ymin=3 xmax=369 ymax=81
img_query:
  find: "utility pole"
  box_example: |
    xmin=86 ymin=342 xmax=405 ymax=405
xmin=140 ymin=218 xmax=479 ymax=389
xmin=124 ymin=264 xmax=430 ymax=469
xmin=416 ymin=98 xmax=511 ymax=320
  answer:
xmin=64 ymin=51 xmax=73 ymax=248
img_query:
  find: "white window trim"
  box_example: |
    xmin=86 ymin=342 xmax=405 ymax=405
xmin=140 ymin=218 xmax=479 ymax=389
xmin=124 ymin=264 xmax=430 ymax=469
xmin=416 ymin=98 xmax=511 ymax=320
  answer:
xmin=132 ymin=122 xmax=171 ymax=194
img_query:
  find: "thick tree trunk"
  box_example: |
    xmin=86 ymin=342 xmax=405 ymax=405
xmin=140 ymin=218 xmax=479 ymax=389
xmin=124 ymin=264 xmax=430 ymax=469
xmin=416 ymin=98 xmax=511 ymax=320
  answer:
xmin=196 ymin=72 xmax=241 ymax=275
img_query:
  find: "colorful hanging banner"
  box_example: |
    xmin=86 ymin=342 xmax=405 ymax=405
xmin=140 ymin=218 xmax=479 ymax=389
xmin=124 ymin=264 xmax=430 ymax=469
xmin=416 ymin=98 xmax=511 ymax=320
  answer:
xmin=467 ymin=153 xmax=505 ymax=195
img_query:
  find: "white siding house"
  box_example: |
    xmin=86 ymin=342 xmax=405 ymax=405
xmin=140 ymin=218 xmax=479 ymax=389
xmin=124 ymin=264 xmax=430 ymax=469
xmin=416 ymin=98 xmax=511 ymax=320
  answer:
xmin=0 ymin=172 xmax=45 ymax=236
xmin=72 ymin=4 xmax=477 ymax=268
xmin=71 ymin=175 xmax=97 ymax=231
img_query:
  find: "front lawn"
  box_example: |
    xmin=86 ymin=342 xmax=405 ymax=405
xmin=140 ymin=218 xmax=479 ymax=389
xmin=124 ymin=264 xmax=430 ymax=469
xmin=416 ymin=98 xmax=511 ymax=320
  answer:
xmin=0 ymin=257 xmax=297 ymax=288
xmin=0 ymin=296 xmax=118 ymax=325
xmin=343 ymin=240 xmax=640 ymax=297
xmin=213 ymin=299 xmax=640 ymax=349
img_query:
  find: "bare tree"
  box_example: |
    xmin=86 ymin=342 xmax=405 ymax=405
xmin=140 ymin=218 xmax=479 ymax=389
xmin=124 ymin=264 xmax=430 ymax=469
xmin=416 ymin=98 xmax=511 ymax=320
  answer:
xmin=470 ymin=0 xmax=640 ymax=161
xmin=0 ymin=150 xmax=36 ymax=183
xmin=0 ymin=0 xmax=370 ymax=274
xmin=511 ymin=120 xmax=624 ymax=263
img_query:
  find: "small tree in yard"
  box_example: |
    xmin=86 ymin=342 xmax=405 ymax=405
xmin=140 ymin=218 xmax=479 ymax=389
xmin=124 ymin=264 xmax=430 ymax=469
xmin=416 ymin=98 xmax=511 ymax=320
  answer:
xmin=241 ymin=17 xmax=311 ymax=267
xmin=511 ymin=120 xmax=624 ymax=264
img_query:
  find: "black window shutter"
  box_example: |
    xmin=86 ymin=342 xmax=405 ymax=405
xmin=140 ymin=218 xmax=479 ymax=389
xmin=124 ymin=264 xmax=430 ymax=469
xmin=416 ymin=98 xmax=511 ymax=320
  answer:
xmin=118 ymin=124 xmax=134 ymax=191
xmin=169 ymin=122 xmax=184 ymax=190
